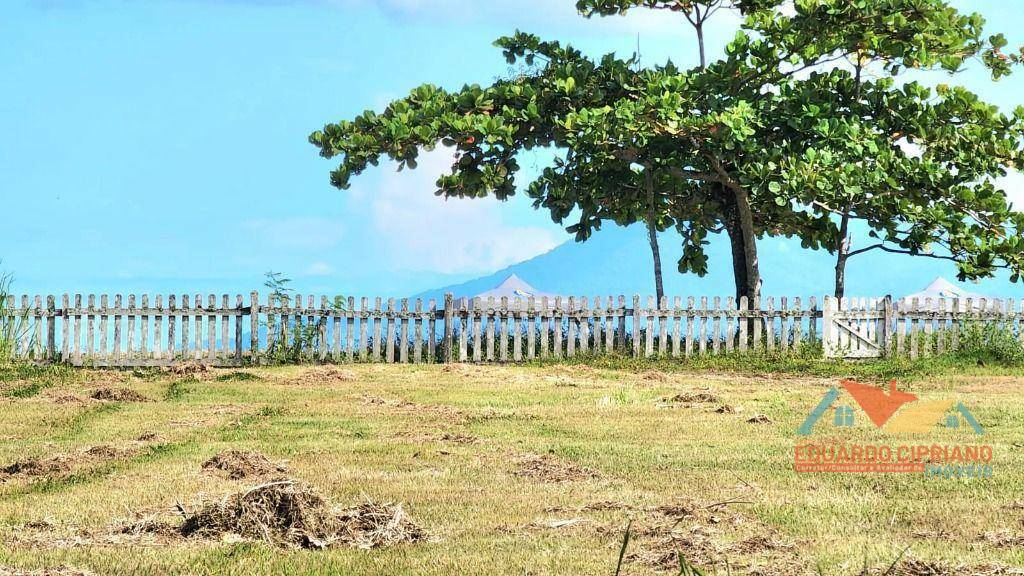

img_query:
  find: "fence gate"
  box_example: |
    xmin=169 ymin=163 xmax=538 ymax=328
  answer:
xmin=822 ymin=296 xmax=892 ymax=359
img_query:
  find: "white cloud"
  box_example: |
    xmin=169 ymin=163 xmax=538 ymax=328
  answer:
xmin=367 ymin=148 xmax=562 ymax=275
xmin=306 ymin=261 xmax=334 ymax=275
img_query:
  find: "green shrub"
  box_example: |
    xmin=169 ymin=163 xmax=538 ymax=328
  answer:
xmin=0 ymin=268 xmax=32 ymax=365
xmin=951 ymin=322 xmax=1024 ymax=366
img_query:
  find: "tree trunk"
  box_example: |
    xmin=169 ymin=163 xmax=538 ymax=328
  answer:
xmin=725 ymin=220 xmax=749 ymax=302
xmin=722 ymin=185 xmax=761 ymax=303
xmin=647 ymin=219 xmax=665 ymax=304
xmin=644 ymin=167 xmax=665 ymax=303
xmin=696 ymin=24 xmax=706 ymax=70
xmin=834 ymin=212 xmax=851 ymax=299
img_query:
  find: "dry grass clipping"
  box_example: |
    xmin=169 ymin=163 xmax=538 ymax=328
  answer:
xmin=664 ymin=392 xmax=720 ymax=404
xmin=90 ymin=387 xmax=151 ymax=402
xmin=0 ymin=567 xmax=94 ymax=576
xmin=296 ymin=366 xmax=357 ymax=385
xmin=881 ymin=557 xmax=1024 ymax=576
xmin=202 ymin=450 xmax=288 ymax=480
xmin=168 ymin=362 xmax=209 ymax=377
xmin=180 ymin=479 xmax=427 ymax=549
xmin=1 ymin=445 xmax=132 ymax=479
xmin=514 ymin=453 xmax=600 ymax=483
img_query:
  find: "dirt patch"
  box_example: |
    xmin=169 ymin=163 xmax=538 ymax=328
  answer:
xmin=10 ymin=507 xmax=189 ymax=549
xmin=587 ymin=498 xmax=801 ymax=574
xmin=441 ymin=364 xmax=482 ymax=375
xmin=663 ymin=391 xmax=720 ymax=405
xmin=883 ymin=558 xmax=1024 ymax=576
xmin=44 ymin=391 xmax=86 ymax=405
xmin=982 ymin=529 xmax=1024 ymax=548
xmin=361 ymin=395 xmax=467 ymax=424
xmin=580 ymin=500 xmax=636 ymax=512
xmin=202 ymin=450 xmax=288 ymax=480
xmin=181 ymin=479 xmax=427 ymax=549
xmin=641 ymin=370 xmax=670 ymax=382
xmin=440 ymin=433 xmax=477 ymax=444
xmin=514 ymin=453 xmax=600 ymax=483
xmin=714 ymin=404 xmax=736 ymax=414
xmin=1 ymin=445 xmax=132 ymax=479
xmin=294 ymin=366 xmax=357 ymax=385
xmin=746 ymin=414 xmax=773 ymax=424
xmin=90 ymin=387 xmax=151 ymax=402
xmin=728 ymin=535 xmax=795 ymax=554
xmin=169 ymin=362 xmax=209 ymax=378
xmin=0 ymin=567 xmax=94 ymax=576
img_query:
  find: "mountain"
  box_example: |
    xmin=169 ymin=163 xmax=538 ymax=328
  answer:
xmin=413 ymin=223 xmax=1022 ymax=303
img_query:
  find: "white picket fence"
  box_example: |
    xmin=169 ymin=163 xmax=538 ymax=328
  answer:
xmin=1 ymin=292 xmax=1019 ymax=366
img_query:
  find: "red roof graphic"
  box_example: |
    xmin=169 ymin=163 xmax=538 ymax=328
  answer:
xmin=841 ymin=380 xmax=918 ymax=428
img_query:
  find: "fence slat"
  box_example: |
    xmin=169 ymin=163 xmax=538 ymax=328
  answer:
xmin=539 ymin=297 xmax=549 ymax=360
xmin=579 ymin=297 xmax=590 ymax=357
xmin=738 ymin=296 xmax=748 ymax=353
xmin=698 ymin=296 xmax=708 ymax=356
xmin=551 ymin=297 xmax=561 ymax=360
xmin=372 ymin=297 xmax=383 ymax=362
xmin=72 ymin=294 xmax=82 ymax=361
xmin=513 ymin=299 xmax=523 ymax=361
xmin=527 ymin=297 xmax=537 ymax=360
xmin=458 ymin=298 xmax=468 ymax=362
xmin=501 ymin=296 xmax=511 ymax=362
xmin=427 ymin=298 xmax=436 ymax=363
xmin=414 ymin=299 xmax=423 ymax=364
xmin=473 ymin=297 xmax=483 ymax=363
xmin=359 ymin=297 xmax=369 ymax=361
xmin=385 ymin=298 xmax=396 ymax=364
xmin=399 ymin=298 xmax=409 ymax=364
xmin=566 ymin=296 xmax=576 ymax=359
xmin=711 ymin=297 xmax=721 ymax=355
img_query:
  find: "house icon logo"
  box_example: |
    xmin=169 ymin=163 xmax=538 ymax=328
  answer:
xmin=797 ymin=380 xmax=984 ymax=436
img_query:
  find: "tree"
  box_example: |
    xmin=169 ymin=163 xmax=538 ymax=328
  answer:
xmin=310 ymin=0 xmax=1024 ymax=302
xmin=579 ymin=0 xmax=1024 ymax=298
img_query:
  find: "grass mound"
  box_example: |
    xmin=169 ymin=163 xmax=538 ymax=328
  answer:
xmin=180 ymin=479 xmax=427 ymax=549
xmin=90 ymin=387 xmax=150 ymax=402
xmin=298 ymin=366 xmax=357 ymax=384
xmin=169 ymin=363 xmax=209 ymax=377
xmin=664 ymin=391 xmax=719 ymax=404
xmin=202 ymin=450 xmax=288 ymax=480
xmin=515 ymin=453 xmax=600 ymax=483
xmin=1 ymin=445 xmax=128 ymax=479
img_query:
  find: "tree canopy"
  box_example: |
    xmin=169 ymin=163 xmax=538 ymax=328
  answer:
xmin=311 ymin=0 xmax=1024 ymax=300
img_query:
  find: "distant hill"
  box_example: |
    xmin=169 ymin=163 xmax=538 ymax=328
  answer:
xmin=413 ymin=223 xmax=1022 ymax=303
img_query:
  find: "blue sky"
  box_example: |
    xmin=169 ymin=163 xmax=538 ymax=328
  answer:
xmin=2 ymin=0 xmax=1022 ymax=297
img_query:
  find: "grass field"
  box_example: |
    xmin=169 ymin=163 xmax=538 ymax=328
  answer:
xmin=1 ymin=361 xmax=1023 ymax=575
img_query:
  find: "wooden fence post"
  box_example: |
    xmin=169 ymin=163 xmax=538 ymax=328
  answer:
xmin=822 ymin=296 xmax=834 ymax=358
xmin=443 ymin=293 xmax=454 ymax=363
xmin=250 ymin=291 xmax=260 ymax=364
xmin=632 ymin=295 xmax=641 ymax=358
xmin=881 ymin=295 xmax=893 ymax=356
xmin=46 ymin=295 xmax=56 ymax=362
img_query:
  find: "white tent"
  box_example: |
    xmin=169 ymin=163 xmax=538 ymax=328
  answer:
xmin=899 ymin=277 xmax=992 ymax=310
xmin=455 ymin=274 xmax=560 ymax=309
